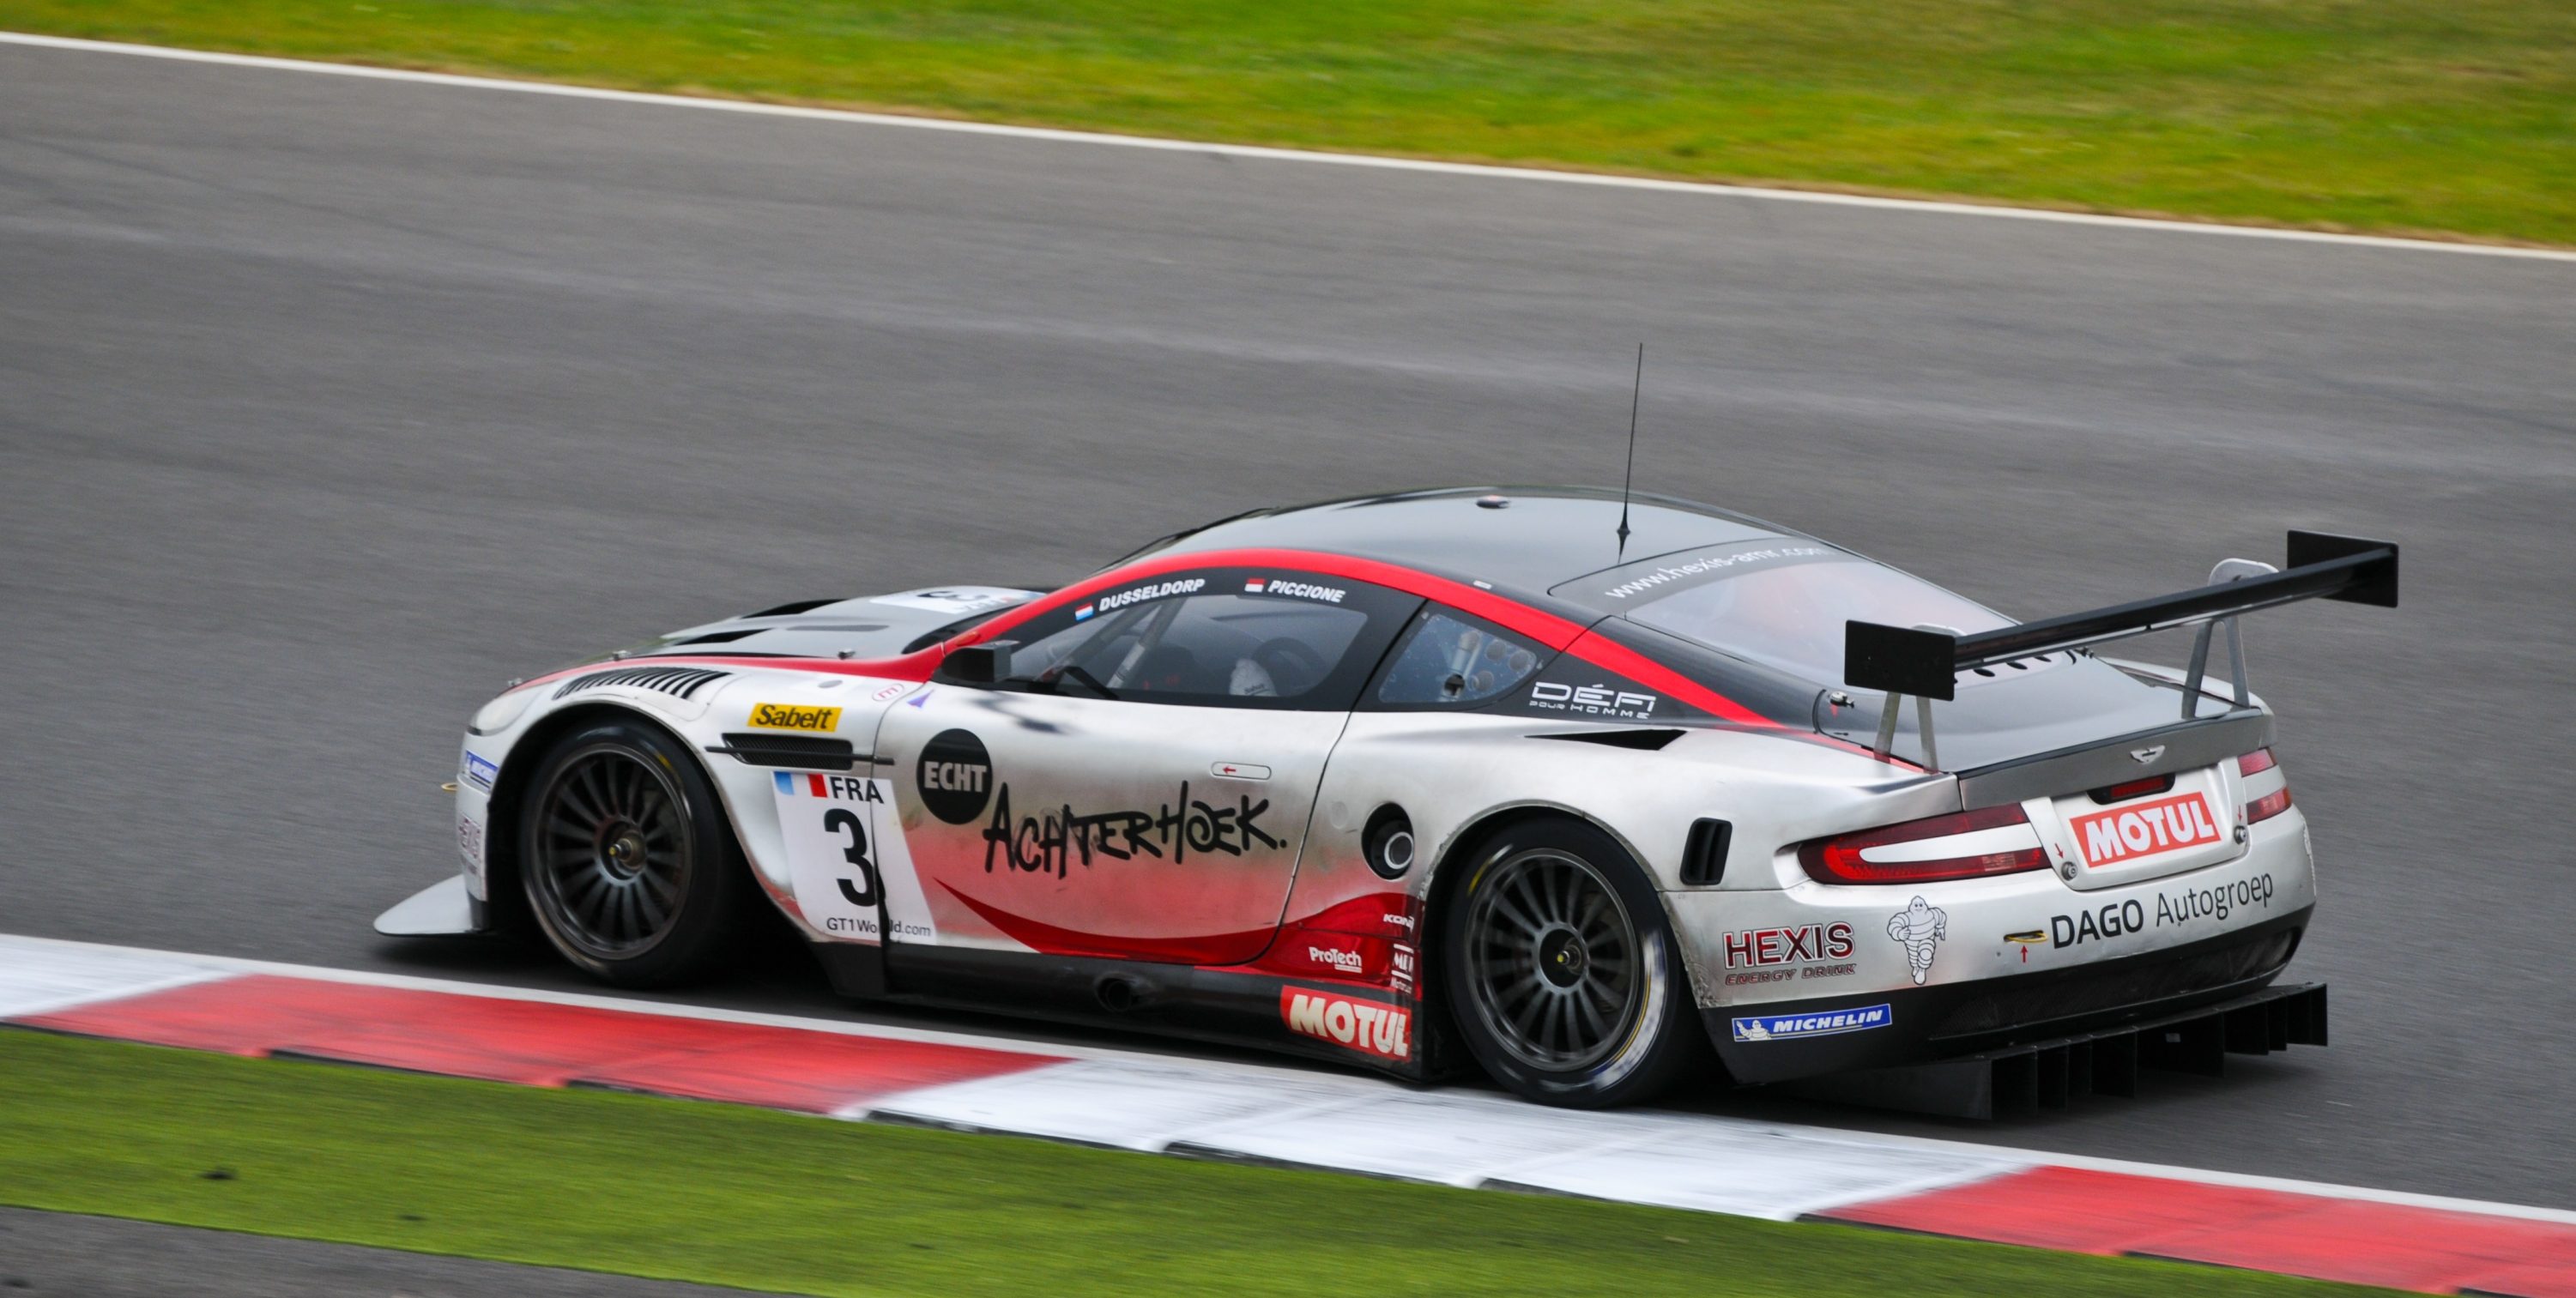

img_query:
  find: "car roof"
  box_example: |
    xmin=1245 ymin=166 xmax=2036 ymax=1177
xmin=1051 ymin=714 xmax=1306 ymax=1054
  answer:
xmin=1145 ymin=486 xmax=1800 ymax=595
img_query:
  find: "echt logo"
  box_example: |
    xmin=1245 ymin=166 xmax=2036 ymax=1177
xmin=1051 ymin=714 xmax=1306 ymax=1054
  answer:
xmin=1280 ymin=988 xmax=1410 ymax=1060
xmin=2071 ymin=792 xmax=2224 ymax=867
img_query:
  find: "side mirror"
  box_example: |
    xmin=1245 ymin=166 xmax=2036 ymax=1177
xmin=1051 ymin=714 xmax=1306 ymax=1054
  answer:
xmin=943 ymin=640 xmax=1015 ymax=685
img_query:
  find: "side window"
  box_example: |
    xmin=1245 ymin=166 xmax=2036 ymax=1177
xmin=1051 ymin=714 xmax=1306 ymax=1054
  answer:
xmin=1371 ymin=608 xmax=1549 ymax=708
xmin=973 ymin=569 xmax=1419 ymax=710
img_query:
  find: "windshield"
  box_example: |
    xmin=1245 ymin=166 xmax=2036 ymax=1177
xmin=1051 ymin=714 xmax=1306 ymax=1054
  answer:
xmin=1620 ymin=554 xmax=2008 ymax=684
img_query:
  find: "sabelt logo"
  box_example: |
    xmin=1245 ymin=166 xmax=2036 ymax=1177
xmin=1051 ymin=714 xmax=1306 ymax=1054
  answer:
xmin=748 ymin=703 xmax=842 ymax=733
xmin=2071 ymin=791 xmax=2223 ymax=867
xmin=1280 ymin=988 xmax=1410 ymax=1060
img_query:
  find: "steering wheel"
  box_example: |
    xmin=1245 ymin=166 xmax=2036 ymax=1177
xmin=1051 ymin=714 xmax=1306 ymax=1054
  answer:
xmin=1249 ymin=637 xmax=1333 ymax=695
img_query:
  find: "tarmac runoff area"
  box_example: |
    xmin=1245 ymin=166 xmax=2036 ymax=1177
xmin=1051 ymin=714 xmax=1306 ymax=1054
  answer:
xmin=5 ymin=933 xmax=2573 ymax=1295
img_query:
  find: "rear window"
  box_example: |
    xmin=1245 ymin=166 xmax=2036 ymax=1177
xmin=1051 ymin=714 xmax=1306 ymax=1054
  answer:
xmin=1618 ymin=554 xmax=2007 ymax=685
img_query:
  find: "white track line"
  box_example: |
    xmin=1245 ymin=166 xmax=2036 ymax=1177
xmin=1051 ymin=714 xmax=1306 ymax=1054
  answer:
xmin=9 ymin=931 xmax=2576 ymax=1226
xmin=4 ymin=30 xmax=2572 ymax=265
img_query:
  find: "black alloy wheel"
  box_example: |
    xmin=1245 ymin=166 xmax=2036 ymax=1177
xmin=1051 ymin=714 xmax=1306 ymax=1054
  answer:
xmin=1465 ymin=848 xmax=1639 ymax=1072
xmin=1440 ymin=819 xmax=1704 ymax=1107
xmin=520 ymin=718 xmax=746 ymax=987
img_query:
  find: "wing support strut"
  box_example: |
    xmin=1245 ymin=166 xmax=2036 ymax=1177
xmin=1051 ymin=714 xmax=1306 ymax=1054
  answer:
xmin=1847 ymin=531 xmax=2398 ymax=769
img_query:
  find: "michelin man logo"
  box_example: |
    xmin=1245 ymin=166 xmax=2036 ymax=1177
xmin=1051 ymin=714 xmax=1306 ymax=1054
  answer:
xmin=1887 ymin=896 xmax=1948 ymax=985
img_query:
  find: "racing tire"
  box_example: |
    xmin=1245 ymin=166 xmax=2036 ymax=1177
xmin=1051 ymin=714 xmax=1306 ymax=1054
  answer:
xmin=517 ymin=716 xmax=747 ymax=987
xmin=1438 ymin=819 xmax=1703 ymax=1108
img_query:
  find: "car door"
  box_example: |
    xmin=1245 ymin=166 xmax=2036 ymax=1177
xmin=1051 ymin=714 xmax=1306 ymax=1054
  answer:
xmin=871 ymin=564 xmax=1420 ymax=965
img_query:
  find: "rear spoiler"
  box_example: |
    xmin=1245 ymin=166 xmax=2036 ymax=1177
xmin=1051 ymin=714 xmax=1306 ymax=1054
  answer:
xmin=1844 ymin=530 xmax=2398 ymax=766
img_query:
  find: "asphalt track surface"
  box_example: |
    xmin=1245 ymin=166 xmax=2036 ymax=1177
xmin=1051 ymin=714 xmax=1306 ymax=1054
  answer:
xmin=0 ymin=1207 xmax=783 ymax=1296
xmin=3 ymin=39 xmax=2571 ymax=1209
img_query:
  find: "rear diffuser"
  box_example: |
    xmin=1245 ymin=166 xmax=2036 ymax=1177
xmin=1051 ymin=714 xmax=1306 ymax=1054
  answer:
xmin=1781 ymin=982 xmax=2326 ymax=1120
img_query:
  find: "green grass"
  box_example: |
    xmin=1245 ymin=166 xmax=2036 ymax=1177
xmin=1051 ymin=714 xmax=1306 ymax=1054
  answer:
xmin=0 ymin=1031 xmax=2386 ymax=1296
xmin=3 ymin=0 xmax=2571 ymax=245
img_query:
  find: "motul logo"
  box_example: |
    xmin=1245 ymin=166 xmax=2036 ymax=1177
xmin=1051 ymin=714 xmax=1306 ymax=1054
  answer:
xmin=1280 ymin=988 xmax=1410 ymax=1060
xmin=2071 ymin=792 xmax=2223 ymax=867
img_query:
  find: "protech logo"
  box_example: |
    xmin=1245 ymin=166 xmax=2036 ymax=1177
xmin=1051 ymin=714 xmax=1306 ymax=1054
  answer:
xmin=1730 ymin=1004 xmax=1893 ymax=1042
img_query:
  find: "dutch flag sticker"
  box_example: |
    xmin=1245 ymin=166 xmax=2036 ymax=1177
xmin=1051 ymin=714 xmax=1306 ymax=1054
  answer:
xmin=1073 ymin=602 xmax=1096 ymax=621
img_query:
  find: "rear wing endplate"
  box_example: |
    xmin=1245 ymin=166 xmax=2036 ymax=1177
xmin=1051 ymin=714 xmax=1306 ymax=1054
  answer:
xmin=1844 ymin=530 xmax=2398 ymax=766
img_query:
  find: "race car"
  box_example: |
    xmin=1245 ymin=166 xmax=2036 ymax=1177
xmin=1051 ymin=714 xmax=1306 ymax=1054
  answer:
xmin=380 ymin=487 xmax=2396 ymax=1114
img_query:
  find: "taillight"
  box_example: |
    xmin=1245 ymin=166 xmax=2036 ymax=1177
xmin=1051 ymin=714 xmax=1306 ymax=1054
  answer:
xmin=2240 ymin=748 xmax=2291 ymax=823
xmin=1799 ymin=804 xmax=2047 ymax=885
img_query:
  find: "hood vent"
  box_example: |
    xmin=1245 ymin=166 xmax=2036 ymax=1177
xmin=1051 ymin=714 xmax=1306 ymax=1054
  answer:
xmin=748 ymin=597 xmax=844 ymax=618
xmin=671 ymin=628 xmax=765 ymax=646
xmin=554 ymin=666 xmax=729 ymax=701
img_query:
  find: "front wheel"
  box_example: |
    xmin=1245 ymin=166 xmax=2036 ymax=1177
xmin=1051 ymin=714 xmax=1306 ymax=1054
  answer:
xmin=1439 ymin=819 xmax=1703 ymax=1108
xmin=517 ymin=716 xmax=747 ymax=987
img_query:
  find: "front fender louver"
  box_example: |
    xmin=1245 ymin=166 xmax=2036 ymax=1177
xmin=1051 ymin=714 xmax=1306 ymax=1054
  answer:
xmin=553 ymin=666 xmax=729 ymax=701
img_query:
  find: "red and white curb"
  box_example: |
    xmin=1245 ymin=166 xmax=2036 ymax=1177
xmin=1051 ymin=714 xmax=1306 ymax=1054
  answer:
xmin=6 ymin=933 xmax=2571 ymax=1295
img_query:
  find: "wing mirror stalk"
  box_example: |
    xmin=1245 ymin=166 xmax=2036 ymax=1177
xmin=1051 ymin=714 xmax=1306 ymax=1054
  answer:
xmin=944 ymin=639 xmax=1016 ymax=685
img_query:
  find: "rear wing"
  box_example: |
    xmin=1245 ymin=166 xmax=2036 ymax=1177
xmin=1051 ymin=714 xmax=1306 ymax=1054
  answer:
xmin=1844 ymin=530 xmax=2398 ymax=766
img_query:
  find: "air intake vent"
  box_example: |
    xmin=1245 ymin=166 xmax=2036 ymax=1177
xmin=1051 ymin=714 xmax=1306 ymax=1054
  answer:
xmin=554 ymin=666 xmax=729 ymax=701
xmin=709 ymin=733 xmax=857 ymax=771
xmin=1534 ymin=728 xmax=1684 ymax=752
xmin=1680 ymin=818 xmax=1732 ymax=886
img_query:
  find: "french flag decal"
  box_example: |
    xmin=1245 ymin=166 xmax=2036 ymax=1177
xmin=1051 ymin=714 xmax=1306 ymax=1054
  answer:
xmin=773 ymin=772 xmax=831 ymax=796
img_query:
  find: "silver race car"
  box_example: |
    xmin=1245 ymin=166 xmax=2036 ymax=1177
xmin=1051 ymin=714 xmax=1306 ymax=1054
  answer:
xmin=382 ymin=488 xmax=2395 ymax=1114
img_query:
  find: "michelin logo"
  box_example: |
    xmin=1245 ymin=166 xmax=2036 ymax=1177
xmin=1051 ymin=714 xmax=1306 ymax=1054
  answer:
xmin=1730 ymin=1004 xmax=1892 ymax=1042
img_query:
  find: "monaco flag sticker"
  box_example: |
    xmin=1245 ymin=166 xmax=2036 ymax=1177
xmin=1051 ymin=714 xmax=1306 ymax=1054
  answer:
xmin=2070 ymin=791 xmax=2225 ymax=868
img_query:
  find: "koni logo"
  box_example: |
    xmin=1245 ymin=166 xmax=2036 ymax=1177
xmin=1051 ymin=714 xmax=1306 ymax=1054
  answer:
xmin=1280 ymin=987 xmax=1410 ymax=1060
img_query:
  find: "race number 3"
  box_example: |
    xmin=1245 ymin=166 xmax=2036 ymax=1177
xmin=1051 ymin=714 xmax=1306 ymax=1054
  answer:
xmin=823 ymin=807 xmax=880 ymax=907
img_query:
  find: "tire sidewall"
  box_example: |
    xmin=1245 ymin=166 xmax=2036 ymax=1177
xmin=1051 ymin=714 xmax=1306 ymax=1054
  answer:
xmin=1438 ymin=818 xmax=1700 ymax=1108
xmin=518 ymin=715 xmax=741 ymax=987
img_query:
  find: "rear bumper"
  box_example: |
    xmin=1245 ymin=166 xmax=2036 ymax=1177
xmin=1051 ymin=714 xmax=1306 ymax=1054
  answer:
xmin=1704 ymin=905 xmax=2311 ymax=1088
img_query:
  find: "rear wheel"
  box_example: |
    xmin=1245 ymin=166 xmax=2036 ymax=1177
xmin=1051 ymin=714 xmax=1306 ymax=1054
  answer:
xmin=1439 ymin=819 xmax=1702 ymax=1108
xmin=518 ymin=717 xmax=745 ymax=987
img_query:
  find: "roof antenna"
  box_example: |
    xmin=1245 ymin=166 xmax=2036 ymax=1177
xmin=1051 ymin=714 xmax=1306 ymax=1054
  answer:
xmin=1617 ymin=343 xmax=1643 ymax=562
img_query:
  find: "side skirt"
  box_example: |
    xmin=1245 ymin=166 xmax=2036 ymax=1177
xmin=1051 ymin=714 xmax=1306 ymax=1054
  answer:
xmin=810 ymin=942 xmax=1436 ymax=1082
